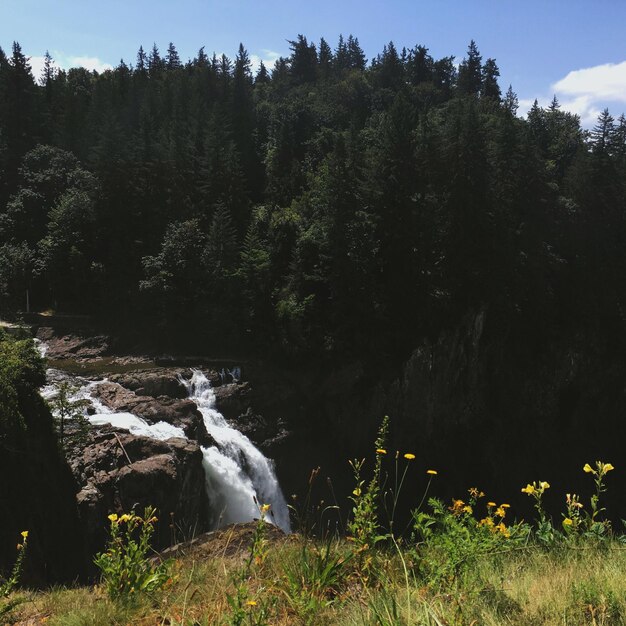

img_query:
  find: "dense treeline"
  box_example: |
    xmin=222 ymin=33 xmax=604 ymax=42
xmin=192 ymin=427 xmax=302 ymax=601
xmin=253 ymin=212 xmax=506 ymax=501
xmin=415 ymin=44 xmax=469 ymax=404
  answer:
xmin=0 ymin=37 xmax=625 ymax=362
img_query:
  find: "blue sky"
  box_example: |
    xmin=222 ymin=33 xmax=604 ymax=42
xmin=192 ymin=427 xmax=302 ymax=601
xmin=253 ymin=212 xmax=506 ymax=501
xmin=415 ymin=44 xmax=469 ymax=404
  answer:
xmin=1 ymin=0 xmax=625 ymax=126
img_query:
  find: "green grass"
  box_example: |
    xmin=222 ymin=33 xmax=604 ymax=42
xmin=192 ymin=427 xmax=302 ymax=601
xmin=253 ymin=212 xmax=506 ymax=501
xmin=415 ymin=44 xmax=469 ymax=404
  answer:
xmin=6 ymin=423 xmax=624 ymax=625
xmin=8 ymin=533 xmax=626 ymax=625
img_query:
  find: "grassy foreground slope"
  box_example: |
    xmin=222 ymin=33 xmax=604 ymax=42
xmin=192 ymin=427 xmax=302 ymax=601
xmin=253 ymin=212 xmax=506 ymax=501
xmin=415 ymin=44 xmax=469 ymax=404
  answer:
xmin=8 ymin=441 xmax=626 ymax=625
xmin=9 ymin=524 xmax=626 ymax=626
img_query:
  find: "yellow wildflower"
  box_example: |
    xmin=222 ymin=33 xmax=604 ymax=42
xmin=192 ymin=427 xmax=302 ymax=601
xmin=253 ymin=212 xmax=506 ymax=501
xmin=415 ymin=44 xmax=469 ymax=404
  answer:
xmin=108 ymin=513 xmax=118 ymax=522
xmin=479 ymin=517 xmax=494 ymax=527
xmin=120 ymin=514 xmax=131 ymax=523
xmin=426 ymin=469 xmax=437 ymax=475
xmin=501 ymin=503 xmax=511 ymax=508
xmin=21 ymin=530 xmax=28 ymax=539
xmin=563 ymin=518 xmax=573 ymax=526
xmin=376 ymin=448 xmax=387 ymax=455
xmin=462 ymin=505 xmax=473 ymax=514
xmin=521 ymin=484 xmax=535 ymax=495
xmin=495 ymin=506 xmax=506 ymax=518
xmin=260 ymin=504 xmax=271 ymax=513
xmin=540 ymin=481 xmax=550 ymax=490
xmin=449 ymin=499 xmax=465 ymax=515
xmin=353 ymin=488 xmax=361 ymax=497
xmin=602 ymin=462 xmax=615 ymax=473
xmin=487 ymin=501 xmax=496 ymax=508
xmin=404 ymin=453 xmax=416 ymax=460
xmin=583 ymin=463 xmax=595 ymax=474
xmin=246 ymin=600 xmax=257 ymax=607
xmin=496 ymin=522 xmax=510 ymax=538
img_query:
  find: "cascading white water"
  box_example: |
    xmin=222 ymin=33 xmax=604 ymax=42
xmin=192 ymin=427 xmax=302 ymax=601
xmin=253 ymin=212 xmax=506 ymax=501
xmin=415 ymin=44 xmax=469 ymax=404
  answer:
xmin=180 ymin=370 xmax=290 ymax=533
xmin=42 ymin=374 xmax=186 ymax=441
xmin=39 ymin=340 xmax=290 ymax=532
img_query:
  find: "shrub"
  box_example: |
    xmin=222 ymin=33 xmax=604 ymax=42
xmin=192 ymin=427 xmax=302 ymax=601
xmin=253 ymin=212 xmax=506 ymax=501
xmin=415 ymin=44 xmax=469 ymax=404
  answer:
xmin=93 ymin=507 xmax=171 ymax=600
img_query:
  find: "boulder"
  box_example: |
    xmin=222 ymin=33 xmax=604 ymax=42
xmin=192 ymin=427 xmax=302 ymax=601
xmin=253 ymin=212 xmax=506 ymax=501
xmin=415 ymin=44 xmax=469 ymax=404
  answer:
xmin=68 ymin=428 xmax=211 ymax=557
xmin=213 ymin=382 xmax=252 ymax=420
xmin=91 ymin=381 xmax=213 ymax=447
xmin=36 ymin=326 xmax=110 ymax=359
xmin=110 ymin=368 xmax=190 ymax=399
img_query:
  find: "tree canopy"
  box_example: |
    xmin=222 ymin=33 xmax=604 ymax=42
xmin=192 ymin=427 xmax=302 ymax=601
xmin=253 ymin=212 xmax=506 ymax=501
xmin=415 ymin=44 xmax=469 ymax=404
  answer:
xmin=0 ymin=37 xmax=624 ymax=361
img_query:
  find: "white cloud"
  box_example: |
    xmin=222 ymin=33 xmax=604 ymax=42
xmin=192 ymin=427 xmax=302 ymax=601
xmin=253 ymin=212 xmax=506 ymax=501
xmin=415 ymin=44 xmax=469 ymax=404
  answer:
xmin=28 ymin=55 xmax=53 ymax=83
xmin=519 ymin=60 xmax=626 ymax=128
xmin=27 ymin=51 xmax=113 ymax=82
xmin=63 ymin=55 xmax=113 ymax=73
xmin=249 ymin=49 xmax=281 ymax=73
xmin=553 ymin=61 xmax=626 ymax=102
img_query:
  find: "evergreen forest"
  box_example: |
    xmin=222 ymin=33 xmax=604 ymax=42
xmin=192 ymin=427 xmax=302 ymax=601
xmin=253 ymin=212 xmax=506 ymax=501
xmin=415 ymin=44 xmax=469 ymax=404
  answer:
xmin=0 ymin=36 xmax=623 ymax=364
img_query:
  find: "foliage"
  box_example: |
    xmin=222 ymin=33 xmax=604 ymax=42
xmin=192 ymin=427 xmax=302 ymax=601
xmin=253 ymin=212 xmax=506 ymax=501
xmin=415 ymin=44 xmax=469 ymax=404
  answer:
xmin=47 ymin=380 xmax=90 ymax=450
xmin=412 ymin=489 xmax=529 ymax=586
xmin=347 ymin=415 xmax=389 ymax=565
xmin=10 ymin=455 xmax=626 ymax=625
xmin=0 ymin=531 xmax=28 ymax=620
xmin=0 ymin=34 xmax=623 ymax=362
xmin=93 ymin=507 xmax=172 ymax=601
xmin=223 ymin=503 xmax=273 ymax=626
xmin=279 ymin=538 xmax=350 ymax=621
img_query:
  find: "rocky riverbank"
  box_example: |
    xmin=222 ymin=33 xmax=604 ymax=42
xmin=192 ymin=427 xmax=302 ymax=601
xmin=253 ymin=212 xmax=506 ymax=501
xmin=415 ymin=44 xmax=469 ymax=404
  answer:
xmin=37 ymin=326 xmax=294 ymax=562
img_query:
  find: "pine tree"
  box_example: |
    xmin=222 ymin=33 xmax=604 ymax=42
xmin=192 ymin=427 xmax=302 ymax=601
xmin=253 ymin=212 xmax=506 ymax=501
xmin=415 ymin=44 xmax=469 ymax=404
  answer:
xmin=376 ymin=41 xmax=404 ymax=90
xmin=136 ymin=46 xmax=147 ymax=73
xmin=481 ymin=58 xmax=501 ymax=100
xmin=166 ymin=42 xmax=181 ymax=70
xmin=591 ymin=108 xmax=615 ymax=155
xmin=503 ymin=85 xmax=519 ymax=115
xmin=288 ymin=35 xmax=317 ymax=83
xmin=406 ymin=45 xmax=433 ymax=85
xmin=195 ymin=46 xmax=208 ymax=68
xmin=148 ymin=43 xmax=164 ymax=77
xmin=255 ymin=61 xmax=269 ymax=84
xmin=346 ymin=35 xmax=366 ymax=70
xmin=457 ymin=40 xmax=482 ymax=96
xmin=318 ymin=37 xmax=333 ymax=76
xmin=204 ymin=204 xmax=239 ymax=278
xmin=40 ymin=50 xmax=56 ymax=88
xmin=334 ymin=35 xmax=348 ymax=71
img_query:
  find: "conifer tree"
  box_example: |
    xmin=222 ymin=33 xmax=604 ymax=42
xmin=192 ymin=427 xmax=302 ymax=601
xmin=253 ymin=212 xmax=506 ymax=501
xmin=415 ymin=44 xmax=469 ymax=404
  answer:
xmin=481 ymin=58 xmax=501 ymax=100
xmin=457 ymin=40 xmax=482 ymax=96
xmin=166 ymin=42 xmax=181 ymax=70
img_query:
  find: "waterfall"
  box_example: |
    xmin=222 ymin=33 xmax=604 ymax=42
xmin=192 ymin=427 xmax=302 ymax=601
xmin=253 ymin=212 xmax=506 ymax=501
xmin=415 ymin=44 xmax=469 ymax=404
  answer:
xmin=180 ymin=370 xmax=290 ymax=533
xmin=39 ymin=344 xmax=290 ymax=533
xmin=42 ymin=375 xmax=187 ymax=441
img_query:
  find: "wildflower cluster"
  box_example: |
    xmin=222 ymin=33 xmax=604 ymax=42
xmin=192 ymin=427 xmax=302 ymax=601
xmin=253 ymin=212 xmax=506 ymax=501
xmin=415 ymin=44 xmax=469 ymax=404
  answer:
xmin=521 ymin=480 xmax=550 ymax=524
xmin=1 ymin=531 xmax=28 ymax=598
xmin=586 ymin=461 xmax=614 ymax=529
xmin=225 ymin=502 xmax=273 ymax=626
xmin=519 ymin=461 xmax=616 ymax=542
xmin=94 ymin=506 xmax=172 ymax=600
xmin=347 ymin=415 xmax=389 ymax=560
xmin=479 ymin=501 xmax=511 ymax=537
xmin=0 ymin=531 xmax=30 ymax=621
xmin=562 ymin=493 xmax=584 ymax=532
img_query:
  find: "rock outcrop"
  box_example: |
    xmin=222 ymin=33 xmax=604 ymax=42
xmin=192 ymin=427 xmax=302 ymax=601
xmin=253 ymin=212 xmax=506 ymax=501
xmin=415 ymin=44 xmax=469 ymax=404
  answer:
xmin=91 ymin=379 xmax=214 ymax=447
xmin=68 ymin=428 xmax=210 ymax=558
xmin=36 ymin=326 xmax=110 ymax=360
xmin=109 ymin=368 xmax=191 ymax=399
